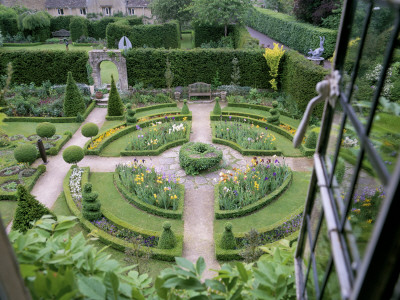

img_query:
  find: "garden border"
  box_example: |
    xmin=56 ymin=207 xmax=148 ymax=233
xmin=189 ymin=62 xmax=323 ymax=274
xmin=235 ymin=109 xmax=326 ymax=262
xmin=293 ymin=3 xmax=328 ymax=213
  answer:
xmin=214 ymin=171 xmax=293 ymax=219
xmin=63 ymin=167 xmax=183 ymax=261
xmin=113 ymin=172 xmax=184 ymax=219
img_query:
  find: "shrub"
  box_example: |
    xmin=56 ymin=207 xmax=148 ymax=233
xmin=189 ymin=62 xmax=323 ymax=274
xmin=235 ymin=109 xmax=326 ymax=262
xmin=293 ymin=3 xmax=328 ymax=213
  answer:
xmin=220 ymin=223 xmax=237 ymax=250
xmin=69 ymin=17 xmax=88 ymax=42
xmin=181 ymin=100 xmax=190 ymax=114
xmin=63 ymin=72 xmax=85 ymax=117
xmin=81 ymin=122 xmax=99 ymax=142
xmin=63 ymin=145 xmax=84 ymax=165
xmin=107 ymin=75 xmax=124 ymax=116
xmin=267 ymin=101 xmax=280 ymax=125
xmin=158 ymin=221 xmax=176 ymax=249
xmin=245 ymin=8 xmax=337 ymax=57
xmin=213 ymin=97 xmax=221 ymax=115
xmin=305 ymin=130 xmax=318 ymax=148
xmin=36 ymin=122 xmax=56 ymax=139
xmin=179 ymin=142 xmax=223 ymax=175
xmin=14 ymin=144 xmax=38 ymax=166
xmin=82 ymin=183 xmax=102 ymax=221
xmin=12 ymin=185 xmax=52 ymax=233
xmin=126 ymin=109 xmax=136 ymax=124
xmin=194 ymin=24 xmax=235 ymax=48
xmin=50 ymin=15 xmax=74 ymax=32
xmin=0 ymin=6 xmax=18 ymax=36
xmin=263 ymin=43 xmax=285 ymax=91
xmin=20 ymin=11 xmax=51 ymax=42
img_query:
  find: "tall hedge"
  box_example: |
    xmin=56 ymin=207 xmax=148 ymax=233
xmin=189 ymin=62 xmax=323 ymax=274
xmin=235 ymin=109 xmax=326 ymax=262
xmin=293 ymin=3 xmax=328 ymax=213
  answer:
xmin=0 ymin=6 xmax=18 ymax=36
xmin=63 ymin=72 xmax=85 ymax=117
xmin=125 ymin=48 xmax=270 ymax=88
xmin=88 ymin=16 xmax=143 ymax=40
xmin=194 ymin=24 xmax=235 ymax=48
xmin=106 ymin=21 xmax=180 ymax=49
xmin=50 ymin=16 xmax=74 ymax=32
xmin=281 ymin=50 xmax=329 ymax=115
xmin=0 ymin=50 xmax=88 ymax=85
xmin=70 ymin=16 xmax=89 ymax=42
xmin=246 ymin=8 xmax=337 ymax=57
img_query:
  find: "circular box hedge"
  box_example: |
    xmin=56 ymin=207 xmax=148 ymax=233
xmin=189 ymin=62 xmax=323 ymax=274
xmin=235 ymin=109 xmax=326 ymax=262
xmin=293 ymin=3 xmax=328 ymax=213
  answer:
xmin=179 ymin=142 xmax=222 ymax=175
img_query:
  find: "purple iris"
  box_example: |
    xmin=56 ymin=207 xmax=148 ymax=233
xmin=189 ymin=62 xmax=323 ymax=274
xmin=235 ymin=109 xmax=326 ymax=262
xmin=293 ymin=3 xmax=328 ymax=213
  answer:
xmin=264 ymin=177 xmax=269 ymax=181
xmin=252 ymin=168 xmax=256 ymax=171
xmin=265 ymin=127 xmax=268 ymax=130
xmin=273 ymin=172 xmax=276 ymax=176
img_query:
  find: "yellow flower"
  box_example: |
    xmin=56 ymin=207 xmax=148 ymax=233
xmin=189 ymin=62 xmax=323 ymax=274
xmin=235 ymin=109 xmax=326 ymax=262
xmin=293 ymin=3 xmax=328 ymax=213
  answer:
xmin=154 ymin=194 xmax=157 ymax=198
xmin=367 ymin=219 xmax=372 ymax=224
xmin=183 ymin=117 xmax=187 ymax=121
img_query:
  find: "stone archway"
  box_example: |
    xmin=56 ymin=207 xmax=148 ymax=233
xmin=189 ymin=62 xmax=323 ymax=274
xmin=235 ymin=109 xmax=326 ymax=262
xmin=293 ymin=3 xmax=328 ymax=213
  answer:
xmin=88 ymin=50 xmax=128 ymax=91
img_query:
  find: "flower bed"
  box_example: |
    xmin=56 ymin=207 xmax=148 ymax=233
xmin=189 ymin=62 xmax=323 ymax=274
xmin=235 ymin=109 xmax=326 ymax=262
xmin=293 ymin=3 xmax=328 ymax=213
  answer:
xmin=179 ymin=142 xmax=223 ymax=175
xmin=216 ymin=157 xmax=291 ymax=211
xmin=87 ymin=125 xmax=127 ymax=150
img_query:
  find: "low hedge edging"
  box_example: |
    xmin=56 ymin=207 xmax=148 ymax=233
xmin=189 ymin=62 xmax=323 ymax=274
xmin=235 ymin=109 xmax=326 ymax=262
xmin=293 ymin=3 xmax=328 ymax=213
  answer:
xmin=63 ymin=167 xmax=183 ymax=261
xmin=214 ymin=171 xmax=293 ymax=219
xmin=3 ymin=42 xmax=44 ymax=47
xmin=113 ymin=172 xmax=184 ymax=219
xmin=226 ymin=102 xmax=293 ymax=118
xmin=46 ymin=132 xmax=72 ymax=155
xmin=3 ymin=100 xmax=96 ymax=123
xmin=105 ymin=115 xmax=125 ymax=121
xmin=134 ymin=103 xmax=177 ymax=114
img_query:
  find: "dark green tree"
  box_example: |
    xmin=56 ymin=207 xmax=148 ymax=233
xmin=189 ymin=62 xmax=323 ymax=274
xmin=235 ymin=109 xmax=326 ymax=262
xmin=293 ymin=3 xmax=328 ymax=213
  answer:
xmin=150 ymin=0 xmax=192 ymax=29
xmin=107 ymin=75 xmax=124 ymax=116
xmin=82 ymin=183 xmax=102 ymax=221
xmin=63 ymin=72 xmax=85 ymax=117
xmin=12 ymin=185 xmax=52 ymax=233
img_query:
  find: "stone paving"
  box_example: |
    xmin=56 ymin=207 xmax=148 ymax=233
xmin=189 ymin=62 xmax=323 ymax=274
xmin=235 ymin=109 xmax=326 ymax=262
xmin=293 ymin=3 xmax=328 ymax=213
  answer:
xmin=6 ymin=101 xmax=314 ymax=279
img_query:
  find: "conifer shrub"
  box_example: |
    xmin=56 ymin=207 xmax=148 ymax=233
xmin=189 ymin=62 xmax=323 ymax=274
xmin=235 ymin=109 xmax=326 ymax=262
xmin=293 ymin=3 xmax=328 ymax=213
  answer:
xmin=62 ymin=145 xmax=84 ymax=165
xmin=12 ymin=185 xmax=52 ymax=233
xmin=81 ymin=122 xmax=99 ymax=143
xmin=220 ymin=222 xmax=237 ymax=250
xmin=63 ymin=72 xmax=85 ymax=117
xmin=181 ymin=99 xmax=190 ymax=114
xmin=158 ymin=221 xmax=176 ymax=249
xmin=36 ymin=122 xmax=56 ymax=139
xmin=107 ymin=75 xmax=124 ymax=116
xmin=305 ymin=130 xmax=318 ymax=149
xmin=82 ymin=183 xmax=102 ymax=221
xmin=14 ymin=144 xmax=38 ymax=167
xmin=213 ymin=97 xmax=222 ymax=115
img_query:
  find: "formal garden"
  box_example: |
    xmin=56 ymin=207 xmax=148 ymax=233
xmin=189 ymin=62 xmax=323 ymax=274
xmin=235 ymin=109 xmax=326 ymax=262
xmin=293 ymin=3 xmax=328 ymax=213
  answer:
xmin=0 ymin=0 xmax=398 ymax=298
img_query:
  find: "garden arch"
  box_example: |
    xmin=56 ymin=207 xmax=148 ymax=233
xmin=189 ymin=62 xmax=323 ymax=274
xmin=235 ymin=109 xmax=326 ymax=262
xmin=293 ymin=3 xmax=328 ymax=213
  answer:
xmin=88 ymin=50 xmax=128 ymax=91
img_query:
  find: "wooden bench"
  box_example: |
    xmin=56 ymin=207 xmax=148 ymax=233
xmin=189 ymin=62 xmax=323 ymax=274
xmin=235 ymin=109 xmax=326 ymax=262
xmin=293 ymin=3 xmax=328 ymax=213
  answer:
xmin=188 ymin=82 xmax=211 ymax=101
xmin=51 ymin=29 xmax=70 ymax=38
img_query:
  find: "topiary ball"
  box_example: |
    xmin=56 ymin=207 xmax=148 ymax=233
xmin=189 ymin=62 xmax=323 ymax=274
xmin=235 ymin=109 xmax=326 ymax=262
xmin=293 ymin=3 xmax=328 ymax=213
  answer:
xmin=14 ymin=144 xmax=38 ymax=165
xmin=62 ymin=145 xmax=84 ymax=165
xmin=36 ymin=122 xmax=56 ymax=139
xmin=81 ymin=122 xmax=99 ymax=138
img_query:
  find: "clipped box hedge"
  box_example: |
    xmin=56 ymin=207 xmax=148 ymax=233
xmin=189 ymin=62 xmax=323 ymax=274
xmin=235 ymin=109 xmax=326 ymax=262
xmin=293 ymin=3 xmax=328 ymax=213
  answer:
xmin=105 ymin=115 xmax=125 ymax=121
xmin=46 ymin=132 xmax=72 ymax=156
xmin=0 ymin=50 xmax=89 ymax=85
xmin=134 ymin=103 xmax=177 ymax=114
xmin=3 ymin=101 xmax=95 ymax=123
xmin=106 ymin=21 xmax=180 ymax=49
xmin=113 ymin=173 xmax=184 ymax=219
xmin=214 ymin=171 xmax=293 ymax=219
xmin=63 ymin=167 xmax=182 ymax=261
xmin=245 ymin=8 xmax=337 ymax=57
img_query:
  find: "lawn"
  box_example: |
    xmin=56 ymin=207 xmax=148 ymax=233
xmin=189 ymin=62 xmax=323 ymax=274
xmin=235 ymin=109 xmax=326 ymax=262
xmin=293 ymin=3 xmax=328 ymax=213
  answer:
xmin=0 ymin=200 xmax=17 ymax=226
xmin=90 ymin=172 xmax=184 ymax=234
xmin=100 ymin=61 xmax=119 ymax=84
xmin=2 ymin=44 xmax=94 ymax=52
xmin=214 ymin=171 xmax=310 ymax=234
xmin=135 ymin=107 xmax=181 ymax=119
xmin=99 ymin=120 xmax=125 ymax=132
xmin=181 ymin=33 xmax=193 ymax=49
xmin=51 ymin=192 xmax=174 ymax=280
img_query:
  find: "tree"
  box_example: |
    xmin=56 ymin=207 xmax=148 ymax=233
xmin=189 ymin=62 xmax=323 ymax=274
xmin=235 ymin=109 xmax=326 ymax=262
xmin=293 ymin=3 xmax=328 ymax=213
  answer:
xmin=63 ymin=72 xmax=85 ymax=117
xmin=81 ymin=122 xmax=99 ymax=144
xmin=107 ymin=75 xmax=124 ymax=116
xmin=18 ymin=11 xmax=51 ymax=42
xmin=190 ymin=0 xmax=253 ymax=37
xmin=150 ymin=0 xmax=192 ymax=25
xmin=14 ymin=144 xmax=37 ymax=168
xmin=62 ymin=145 xmax=84 ymax=166
xmin=36 ymin=122 xmax=56 ymax=139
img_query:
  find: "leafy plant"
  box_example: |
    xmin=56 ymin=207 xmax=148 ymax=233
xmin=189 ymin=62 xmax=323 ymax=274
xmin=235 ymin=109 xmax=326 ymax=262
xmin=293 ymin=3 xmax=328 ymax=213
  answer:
xmin=239 ymin=228 xmax=264 ymax=263
xmin=264 ymin=43 xmax=285 ymax=91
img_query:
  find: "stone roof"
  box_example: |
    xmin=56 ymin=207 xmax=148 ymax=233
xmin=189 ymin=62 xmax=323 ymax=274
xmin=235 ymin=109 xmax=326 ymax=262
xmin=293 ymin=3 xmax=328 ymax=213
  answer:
xmin=126 ymin=0 xmax=149 ymax=8
xmin=45 ymin=0 xmax=86 ymax=8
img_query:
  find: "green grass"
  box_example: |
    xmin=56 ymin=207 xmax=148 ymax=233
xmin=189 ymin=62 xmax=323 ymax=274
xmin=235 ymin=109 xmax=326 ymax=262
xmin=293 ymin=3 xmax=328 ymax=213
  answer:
xmin=0 ymin=200 xmax=17 ymax=226
xmin=100 ymin=61 xmax=119 ymax=84
xmin=135 ymin=107 xmax=181 ymax=119
xmin=99 ymin=121 xmax=125 ymax=132
xmin=181 ymin=33 xmax=193 ymax=49
xmin=51 ymin=192 xmax=174 ymax=280
xmin=2 ymin=44 xmax=94 ymax=52
xmin=90 ymin=172 xmax=184 ymax=234
xmin=101 ymin=133 xmax=132 ymax=156
xmin=214 ymin=171 xmax=310 ymax=234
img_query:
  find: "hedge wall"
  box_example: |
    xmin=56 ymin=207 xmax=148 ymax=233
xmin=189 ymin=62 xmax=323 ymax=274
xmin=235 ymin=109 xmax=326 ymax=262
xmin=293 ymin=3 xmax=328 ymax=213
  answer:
xmin=70 ymin=16 xmax=89 ymax=42
xmin=88 ymin=17 xmax=118 ymax=40
xmin=0 ymin=50 xmax=89 ymax=85
xmin=50 ymin=16 xmax=74 ymax=32
xmin=193 ymin=24 xmax=235 ymax=48
xmin=106 ymin=21 xmax=180 ymax=49
xmin=0 ymin=6 xmax=18 ymax=36
xmin=245 ymin=8 xmax=337 ymax=57
xmin=281 ymin=50 xmax=329 ymax=116
xmin=125 ymin=48 xmax=270 ymax=88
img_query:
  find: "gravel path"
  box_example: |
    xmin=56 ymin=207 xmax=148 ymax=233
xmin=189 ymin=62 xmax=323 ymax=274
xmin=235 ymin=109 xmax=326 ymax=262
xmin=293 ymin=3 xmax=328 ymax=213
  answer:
xmin=6 ymin=101 xmax=314 ymax=280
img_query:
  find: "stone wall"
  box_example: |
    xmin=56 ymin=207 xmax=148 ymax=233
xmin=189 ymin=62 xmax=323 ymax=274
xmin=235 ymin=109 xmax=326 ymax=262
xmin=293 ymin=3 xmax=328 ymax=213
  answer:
xmin=2 ymin=0 xmax=46 ymax=10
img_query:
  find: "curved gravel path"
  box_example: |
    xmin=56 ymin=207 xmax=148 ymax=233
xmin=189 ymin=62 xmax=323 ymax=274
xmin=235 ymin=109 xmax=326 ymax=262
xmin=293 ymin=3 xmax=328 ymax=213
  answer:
xmin=6 ymin=101 xmax=314 ymax=280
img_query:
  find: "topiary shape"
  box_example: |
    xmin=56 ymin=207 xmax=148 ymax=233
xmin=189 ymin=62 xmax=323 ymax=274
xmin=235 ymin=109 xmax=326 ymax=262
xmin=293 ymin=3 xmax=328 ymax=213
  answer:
xmin=305 ymin=130 xmax=318 ymax=149
xmin=12 ymin=185 xmax=52 ymax=233
xmin=63 ymin=72 xmax=85 ymax=117
xmin=213 ymin=97 xmax=222 ymax=115
xmin=14 ymin=144 xmax=38 ymax=167
xmin=36 ymin=122 xmax=56 ymax=139
xmin=179 ymin=142 xmax=223 ymax=175
xmin=82 ymin=183 xmax=102 ymax=221
xmin=126 ymin=109 xmax=137 ymax=124
xmin=107 ymin=75 xmax=124 ymax=117
xmin=220 ymin=222 xmax=237 ymax=250
xmin=181 ymin=99 xmax=190 ymax=114
xmin=158 ymin=221 xmax=176 ymax=249
xmin=62 ymin=145 xmax=84 ymax=166
xmin=81 ymin=122 xmax=99 ymax=143
xmin=267 ymin=100 xmax=280 ymax=125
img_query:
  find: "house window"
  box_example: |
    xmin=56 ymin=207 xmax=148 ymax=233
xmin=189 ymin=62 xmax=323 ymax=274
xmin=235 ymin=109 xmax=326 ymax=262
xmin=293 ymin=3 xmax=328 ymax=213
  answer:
xmin=57 ymin=8 xmax=64 ymax=15
xmin=103 ymin=7 xmax=112 ymax=16
xmin=80 ymin=8 xmax=86 ymax=15
xmin=128 ymin=8 xmax=135 ymax=15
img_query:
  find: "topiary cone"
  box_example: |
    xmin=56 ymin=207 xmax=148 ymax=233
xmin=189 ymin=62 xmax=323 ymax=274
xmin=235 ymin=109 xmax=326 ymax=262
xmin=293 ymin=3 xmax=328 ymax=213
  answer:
xmin=158 ymin=221 xmax=176 ymax=249
xmin=220 ymin=222 xmax=237 ymax=250
xmin=107 ymin=75 xmax=124 ymax=116
xmin=63 ymin=72 xmax=85 ymax=117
